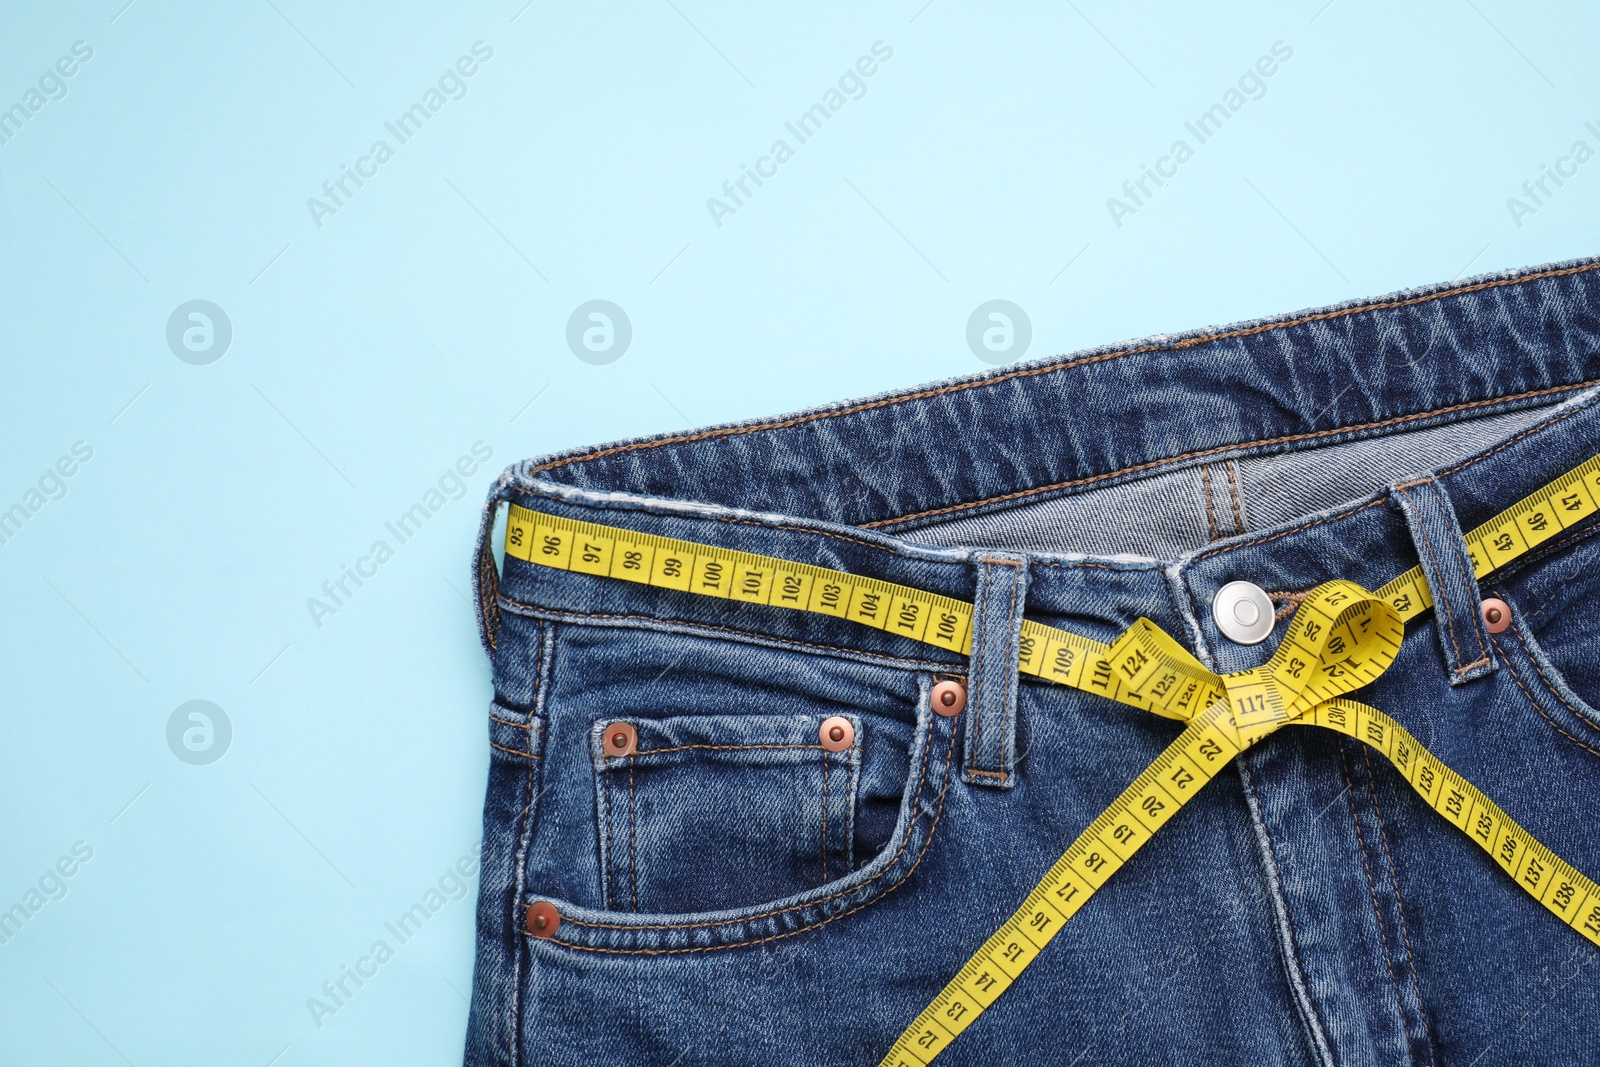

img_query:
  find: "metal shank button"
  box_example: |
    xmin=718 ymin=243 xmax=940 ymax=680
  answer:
xmin=1481 ymin=597 xmax=1512 ymax=634
xmin=602 ymin=721 xmax=638 ymax=758
xmin=1213 ymin=581 xmax=1276 ymax=645
xmin=525 ymin=900 xmax=561 ymax=938
xmin=819 ymin=716 xmax=855 ymax=752
xmin=930 ymin=680 xmax=967 ymax=717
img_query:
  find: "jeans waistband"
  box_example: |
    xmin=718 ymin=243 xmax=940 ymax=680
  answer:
xmin=477 ymin=257 xmax=1600 ymax=676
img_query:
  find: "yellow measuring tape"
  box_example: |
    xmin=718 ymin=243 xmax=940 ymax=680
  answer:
xmin=502 ymin=452 xmax=1600 ymax=1066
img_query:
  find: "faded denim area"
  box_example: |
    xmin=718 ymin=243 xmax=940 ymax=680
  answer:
xmin=466 ymin=259 xmax=1600 ymax=1066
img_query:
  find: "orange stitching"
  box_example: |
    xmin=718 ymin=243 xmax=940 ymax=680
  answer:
xmin=628 ymin=755 xmax=639 ymax=913
xmin=1398 ymin=485 xmax=1466 ymax=672
xmin=618 ymin=742 xmax=830 ymax=757
xmin=1194 ymin=497 xmax=1390 ymax=561
xmin=1341 ymin=741 xmax=1413 ymax=1039
xmin=1246 ymin=769 xmax=1334 ymax=1049
xmin=507 ymin=619 xmax=545 ymax=1066
xmin=967 ymin=566 xmax=988 ymax=779
xmin=1441 ymin=483 xmax=1491 ymax=666
xmin=532 ymin=263 xmax=1600 ymax=480
xmin=556 ymin=698 xmax=954 ymax=933
xmin=1491 ymin=520 xmax=1600 ymax=587
xmin=1500 ymin=627 xmax=1600 ymax=747
xmin=1226 ymin=459 xmax=1244 ymax=533
xmin=498 ymin=600 xmax=965 ymax=671
xmin=490 ymin=716 xmax=544 ymax=731
xmin=540 ymin=706 xmax=963 ymax=953
xmin=1493 ymin=633 xmax=1600 ymax=759
xmin=601 ymin=760 xmax=615 ymax=909
xmin=489 ymin=741 xmax=542 ymax=759
xmin=479 ymin=538 xmax=501 ymax=651
xmin=1360 ymin=745 xmax=1439 ymax=1065
xmin=1437 ymin=396 xmax=1591 ymax=479
xmin=1269 ymin=591 xmax=1309 ymax=621
xmin=869 ymin=381 xmax=1595 ymax=530
xmin=1202 ymin=464 xmax=1220 ymax=542
xmin=821 ymin=751 xmax=830 ymax=883
xmin=968 ymin=558 xmax=1022 ymax=780
xmin=515 ymin=494 xmax=896 ymax=554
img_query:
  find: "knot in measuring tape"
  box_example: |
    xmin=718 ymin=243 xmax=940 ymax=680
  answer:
xmin=1106 ymin=579 xmax=1405 ymax=748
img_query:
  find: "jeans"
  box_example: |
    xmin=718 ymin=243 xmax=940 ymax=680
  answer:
xmin=464 ymin=257 xmax=1600 ymax=1065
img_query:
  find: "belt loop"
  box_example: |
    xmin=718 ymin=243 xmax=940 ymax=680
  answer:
xmin=964 ymin=553 xmax=1030 ymax=788
xmin=474 ymin=477 xmax=515 ymax=657
xmin=1391 ymin=475 xmax=1496 ymax=684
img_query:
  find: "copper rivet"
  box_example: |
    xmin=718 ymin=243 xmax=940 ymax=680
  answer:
xmin=1481 ymin=597 xmax=1512 ymax=635
xmin=602 ymin=721 xmax=638 ymax=758
xmin=930 ymin=680 xmax=967 ymax=717
xmin=525 ymin=900 xmax=561 ymax=938
xmin=819 ymin=716 xmax=855 ymax=752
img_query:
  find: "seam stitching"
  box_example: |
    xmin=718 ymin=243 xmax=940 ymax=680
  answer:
xmin=609 ymin=742 xmax=834 ymax=758
xmin=1341 ymin=740 xmax=1415 ymax=1059
xmin=967 ymin=564 xmax=989 ymax=779
xmin=1202 ymin=464 xmax=1220 ymax=541
xmin=1226 ymin=459 xmax=1245 ymax=533
xmin=553 ymin=699 xmax=955 ymax=935
xmin=537 ymin=709 xmax=960 ymax=953
xmin=1249 ymin=772 xmax=1337 ymax=1066
xmin=490 ymin=741 xmax=543 ymax=760
xmin=1360 ymin=744 xmax=1439 ymax=1066
xmin=628 ymin=755 xmax=639 ymax=913
xmin=498 ymin=600 xmax=964 ymax=670
xmin=1497 ymin=629 xmax=1600 ymax=754
xmin=1441 ymin=484 xmax=1491 ymax=667
xmin=822 ymin=752 xmax=830 ymax=883
xmin=532 ymin=263 xmax=1600 ymax=480
xmin=490 ymin=716 xmax=544 ymax=730
xmin=513 ymin=490 xmax=900 ymax=553
xmin=1195 ymin=497 xmax=1389 ymax=561
xmin=1399 ymin=485 xmax=1467 ymax=672
xmin=872 ymin=381 xmax=1596 ymax=530
xmin=601 ymin=760 xmax=615 ymax=910
xmin=506 ymin=618 xmax=547 ymax=1067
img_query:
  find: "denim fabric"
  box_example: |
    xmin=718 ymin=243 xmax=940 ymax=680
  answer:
xmin=1392 ymin=475 xmax=1496 ymax=684
xmin=465 ymin=257 xmax=1600 ymax=1066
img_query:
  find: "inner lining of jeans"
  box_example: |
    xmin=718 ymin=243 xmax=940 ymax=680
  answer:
xmin=901 ymin=403 xmax=1561 ymax=561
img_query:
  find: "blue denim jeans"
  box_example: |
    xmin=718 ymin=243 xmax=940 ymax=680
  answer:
xmin=465 ymin=258 xmax=1600 ymax=1065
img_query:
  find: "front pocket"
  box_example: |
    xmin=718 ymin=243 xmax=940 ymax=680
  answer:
xmin=592 ymin=714 xmax=863 ymax=913
xmin=1492 ymin=608 xmax=1600 ymax=762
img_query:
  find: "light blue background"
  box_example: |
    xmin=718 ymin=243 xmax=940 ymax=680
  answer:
xmin=2 ymin=1 xmax=1596 ymax=1063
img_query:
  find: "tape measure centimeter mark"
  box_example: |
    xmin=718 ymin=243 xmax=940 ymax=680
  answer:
xmin=881 ymin=695 xmax=1600 ymax=1067
xmin=503 ymin=506 xmax=1222 ymax=721
xmin=881 ymin=582 xmax=1407 ymax=1065
xmin=1377 ymin=450 xmax=1600 ymax=622
xmin=1301 ymin=699 xmax=1600 ymax=949
xmin=506 ymin=451 xmax=1600 ymax=698
xmin=882 ymin=698 xmax=1245 ymax=1065
xmin=500 ymin=457 xmax=1600 ymax=1067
